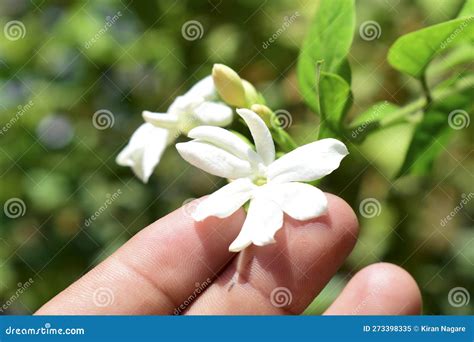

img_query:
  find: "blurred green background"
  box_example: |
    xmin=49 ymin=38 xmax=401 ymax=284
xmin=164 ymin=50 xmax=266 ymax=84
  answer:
xmin=0 ymin=0 xmax=472 ymax=315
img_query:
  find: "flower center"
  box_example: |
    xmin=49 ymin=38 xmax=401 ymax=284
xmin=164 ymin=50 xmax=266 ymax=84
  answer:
xmin=253 ymin=176 xmax=267 ymax=186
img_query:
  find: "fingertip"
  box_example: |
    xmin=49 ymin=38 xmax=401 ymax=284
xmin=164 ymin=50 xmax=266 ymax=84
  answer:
xmin=325 ymin=193 xmax=359 ymax=246
xmin=325 ymin=262 xmax=422 ymax=315
xmin=360 ymin=262 xmax=422 ymax=315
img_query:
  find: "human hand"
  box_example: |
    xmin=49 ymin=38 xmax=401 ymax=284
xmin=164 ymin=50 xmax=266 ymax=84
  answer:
xmin=36 ymin=194 xmax=422 ymax=315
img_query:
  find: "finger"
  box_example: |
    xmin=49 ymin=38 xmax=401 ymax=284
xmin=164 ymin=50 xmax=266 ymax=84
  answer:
xmin=185 ymin=193 xmax=359 ymax=315
xmin=324 ymin=262 xmax=422 ymax=315
xmin=36 ymin=200 xmax=244 ymax=315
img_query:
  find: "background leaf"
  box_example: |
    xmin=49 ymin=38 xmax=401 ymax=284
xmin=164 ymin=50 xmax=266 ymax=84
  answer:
xmin=396 ymin=110 xmax=453 ymax=177
xmin=296 ymin=0 xmax=355 ymax=112
xmin=388 ymin=14 xmax=474 ymax=79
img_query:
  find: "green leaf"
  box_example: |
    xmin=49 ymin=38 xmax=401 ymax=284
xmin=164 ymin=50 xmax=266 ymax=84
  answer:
xmin=387 ymin=16 xmax=474 ymax=79
xmin=348 ymin=101 xmax=399 ymax=142
xmin=459 ymin=0 xmax=474 ymax=17
xmin=351 ymin=101 xmax=399 ymax=127
xmin=396 ymin=111 xmax=453 ymax=177
xmin=397 ymin=83 xmax=473 ymax=178
xmin=318 ymin=72 xmax=352 ymax=135
xmin=297 ymin=0 xmax=355 ymax=112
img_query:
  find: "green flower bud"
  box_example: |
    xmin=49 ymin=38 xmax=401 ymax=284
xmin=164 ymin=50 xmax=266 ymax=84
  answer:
xmin=212 ymin=64 xmax=246 ymax=107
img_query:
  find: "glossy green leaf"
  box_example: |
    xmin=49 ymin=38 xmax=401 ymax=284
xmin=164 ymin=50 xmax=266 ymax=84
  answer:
xmin=297 ymin=0 xmax=355 ymax=112
xmin=396 ymin=111 xmax=453 ymax=177
xmin=388 ymin=15 xmax=474 ymax=79
xmin=318 ymin=71 xmax=352 ymax=136
xmin=397 ymin=84 xmax=473 ymax=177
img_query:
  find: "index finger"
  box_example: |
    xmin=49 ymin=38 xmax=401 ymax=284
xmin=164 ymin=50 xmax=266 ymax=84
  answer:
xmin=36 ymin=200 xmax=245 ymax=315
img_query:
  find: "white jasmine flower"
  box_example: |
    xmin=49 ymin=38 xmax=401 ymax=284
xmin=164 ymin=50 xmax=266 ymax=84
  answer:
xmin=116 ymin=76 xmax=232 ymax=183
xmin=176 ymin=108 xmax=349 ymax=252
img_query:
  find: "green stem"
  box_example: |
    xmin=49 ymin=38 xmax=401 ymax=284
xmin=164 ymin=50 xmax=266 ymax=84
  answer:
xmin=421 ymin=74 xmax=432 ymax=109
xmin=379 ymin=73 xmax=474 ymax=126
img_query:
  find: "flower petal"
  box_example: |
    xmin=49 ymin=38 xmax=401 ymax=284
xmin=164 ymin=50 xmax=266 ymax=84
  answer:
xmin=187 ymin=126 xmax=261 ymax=164
xmin=142 ymin=111 xmax=178 ymax=129
xmin=185 ymin=75 xmax=216 ymax=100
xmin=268 ymin=138 xmax=348 ymax=183
xmin=236 ymin=108 xmax=275 ymax=165
xmin=116 ymin=123 xmax=171 ymax=183
xmin=194 ymin=101 xmax=233 ymax=127
xmin=263 ymin=182 xmax=327 ymax=220
xmin=176 ymin=141 xmax=253 ymax=179
xmin=229 ymin=196 xmax=283 ymax=252
xmin=193 ymin=178 xmax=255 ymax=221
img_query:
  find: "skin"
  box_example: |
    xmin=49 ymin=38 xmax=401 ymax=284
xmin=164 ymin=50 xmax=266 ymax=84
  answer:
xmin=36 ymin=193 xmax=422 ymax=315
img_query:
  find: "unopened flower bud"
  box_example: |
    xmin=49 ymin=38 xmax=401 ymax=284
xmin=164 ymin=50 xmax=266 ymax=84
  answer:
xmin=212 ymin=64 xmax=246 ymax=107
xmin=242 ymin=80 xmax=260 ymax=106
xmin=250 ymin=104 xmax=273 ymax=126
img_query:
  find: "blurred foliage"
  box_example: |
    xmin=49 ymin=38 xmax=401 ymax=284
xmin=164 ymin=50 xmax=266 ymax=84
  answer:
xmin=0 ymin=0 xmax=472 ymax=315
